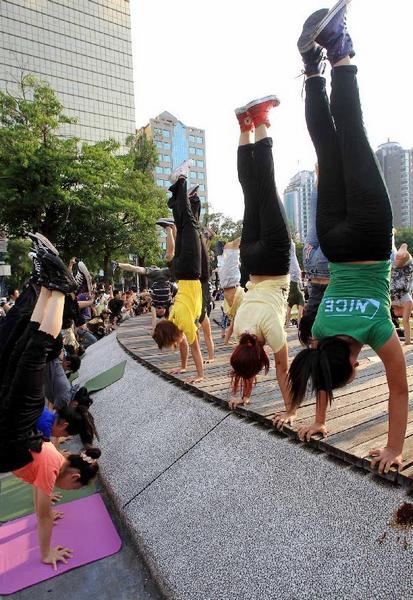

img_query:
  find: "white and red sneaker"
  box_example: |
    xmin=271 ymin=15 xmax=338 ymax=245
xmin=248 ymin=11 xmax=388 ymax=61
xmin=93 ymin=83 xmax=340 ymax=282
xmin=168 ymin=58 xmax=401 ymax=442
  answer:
xmin=235 ymin=106 xmax=254 ymax=133
xmin=245 ymin=95 xmax=280 ymax=128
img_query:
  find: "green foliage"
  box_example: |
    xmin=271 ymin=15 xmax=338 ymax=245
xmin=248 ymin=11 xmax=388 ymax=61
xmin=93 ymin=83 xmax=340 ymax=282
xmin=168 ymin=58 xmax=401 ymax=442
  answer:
xmin=4 ymin=238 xmax=32 ymax=292
xmin=394 ymin=228 xmax=413 ymax=251
xmin=206 ymin=212 xmax=243 ymax=243
xmin=0 ymin=75 xmax=168 ymax=280
xmin=126 ymin=131 xmax=159 ymax=175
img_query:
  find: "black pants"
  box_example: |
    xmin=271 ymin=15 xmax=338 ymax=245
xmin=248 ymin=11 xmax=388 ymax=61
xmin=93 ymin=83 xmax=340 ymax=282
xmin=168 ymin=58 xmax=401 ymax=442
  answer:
xmin=0 ymin=323 xmax=53 ymax=471
xmin=239 ymin=138 xmax=291 ymax=277
xmin=0 ymin=283 xmax=39 ymax=388
xmin=170 ymin=178 xmax=201 ymax=280
xmin=305 ymin=66 xmax=392 ymax=261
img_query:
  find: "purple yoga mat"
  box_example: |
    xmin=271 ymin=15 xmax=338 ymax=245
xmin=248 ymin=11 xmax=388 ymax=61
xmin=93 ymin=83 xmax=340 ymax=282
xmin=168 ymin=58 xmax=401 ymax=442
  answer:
xmin=0 ymin=493 xmax=122 ymax=595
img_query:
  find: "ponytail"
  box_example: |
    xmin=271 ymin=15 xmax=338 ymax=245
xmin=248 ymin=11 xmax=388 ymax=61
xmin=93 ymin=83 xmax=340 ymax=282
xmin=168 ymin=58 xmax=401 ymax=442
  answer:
xmin=67 ymin=446 xmax=100 ymax=485
xmin=230 ymin=333 xmax=269 ymax=398
xmin=57 ymin=405 xmax=99 ymax=446
xmin=288 ymin=337 xmax=353 ymax=408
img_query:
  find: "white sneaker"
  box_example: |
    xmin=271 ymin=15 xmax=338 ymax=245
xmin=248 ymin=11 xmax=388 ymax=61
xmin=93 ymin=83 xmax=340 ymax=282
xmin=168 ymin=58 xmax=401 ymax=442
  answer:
xmin=169 ymin=159 xmax=194 ymax=184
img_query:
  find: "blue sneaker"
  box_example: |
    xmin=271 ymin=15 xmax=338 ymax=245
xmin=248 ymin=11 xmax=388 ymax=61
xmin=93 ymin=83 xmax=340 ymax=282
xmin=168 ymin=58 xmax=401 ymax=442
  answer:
xmin=299 ymin=44 xmax=326 ymax=76
xmin=298 ymin=0 xmax=354 ymax=66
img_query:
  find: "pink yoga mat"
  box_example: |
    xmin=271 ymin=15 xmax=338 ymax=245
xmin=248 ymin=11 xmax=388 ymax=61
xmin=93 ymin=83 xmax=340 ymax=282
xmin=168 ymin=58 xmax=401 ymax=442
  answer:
xmin=0 ymin=493 xmax=122 ymax=595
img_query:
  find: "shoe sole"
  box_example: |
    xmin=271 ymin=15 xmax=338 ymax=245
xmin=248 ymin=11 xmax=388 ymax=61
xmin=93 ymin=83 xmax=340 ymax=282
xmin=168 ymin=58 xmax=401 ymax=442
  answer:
xmin=28 ymin=232 xmax=59 ymax=256
xmin=234 ymin=105 xmax=248 ymax=116
xmin=298 ymin=0 xmax=352 ymax=53
xmin=78 ymin=261 xmax=92 ymax=292
xmin=245 ymin=95 xmax=280 ymax=110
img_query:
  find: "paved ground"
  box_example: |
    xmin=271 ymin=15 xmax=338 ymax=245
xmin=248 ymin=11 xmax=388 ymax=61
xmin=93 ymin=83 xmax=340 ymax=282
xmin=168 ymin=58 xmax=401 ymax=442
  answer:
xmin=80 ymin=327 xmax=413 ymax=600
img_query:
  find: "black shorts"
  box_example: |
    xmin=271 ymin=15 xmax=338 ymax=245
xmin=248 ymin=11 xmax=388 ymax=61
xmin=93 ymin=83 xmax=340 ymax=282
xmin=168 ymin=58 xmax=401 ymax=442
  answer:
xmin=199 ymin=280 xmax=212 ymax=323
xmin=287 ymin=281 xmax=305 ymax=308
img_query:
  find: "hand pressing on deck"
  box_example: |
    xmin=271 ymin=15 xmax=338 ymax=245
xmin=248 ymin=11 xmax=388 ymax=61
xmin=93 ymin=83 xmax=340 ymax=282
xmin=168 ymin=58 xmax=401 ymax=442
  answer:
xmin=298 ymin=421 xmax=328 ymax=442
xmin=272 ymin=410 xmax=297 ymax=430
xmin=228 ymin=396 xmax=251 ymax=410
xmin=368 ymin=447 xmax=403 ymax=474
xmin=186 ymin=375 xmax=204 ymax=384
xmin=169 ymin=368 xmax=187 ymax=375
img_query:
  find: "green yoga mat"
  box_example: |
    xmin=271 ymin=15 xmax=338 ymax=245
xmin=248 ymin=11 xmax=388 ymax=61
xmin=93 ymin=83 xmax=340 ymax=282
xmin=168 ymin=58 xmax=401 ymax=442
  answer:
xmin=0 ymin=474 xmax=98 ymax=523
xmin=69 ymin=370 xmax=79 ymax=383
xmin=84 ymin=360 xmax=126 ymax=393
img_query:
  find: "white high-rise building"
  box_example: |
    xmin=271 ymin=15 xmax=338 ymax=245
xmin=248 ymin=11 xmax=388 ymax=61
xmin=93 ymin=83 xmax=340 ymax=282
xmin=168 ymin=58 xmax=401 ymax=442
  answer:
xmin=1 ymin=0 xmax=136 ymax=146
xmin=283 ymin=170 xmax=316 ymax=242
xmin=376 ymin=141 xmax=413 ymax=228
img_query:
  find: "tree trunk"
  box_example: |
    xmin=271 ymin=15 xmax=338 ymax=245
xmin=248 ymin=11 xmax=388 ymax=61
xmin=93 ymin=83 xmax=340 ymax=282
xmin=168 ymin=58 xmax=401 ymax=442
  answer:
xmin=103 ymin=254 xmax=110 ymax=283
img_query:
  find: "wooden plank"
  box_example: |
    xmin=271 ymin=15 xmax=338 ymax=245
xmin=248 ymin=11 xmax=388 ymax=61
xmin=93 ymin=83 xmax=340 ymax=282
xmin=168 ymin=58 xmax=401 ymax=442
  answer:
xmin=117 ymin=312 xmax=413 ymax=489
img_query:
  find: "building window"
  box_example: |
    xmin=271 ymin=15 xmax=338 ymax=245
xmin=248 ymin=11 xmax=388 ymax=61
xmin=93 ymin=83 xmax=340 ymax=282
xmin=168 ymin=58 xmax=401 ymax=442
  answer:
xmin=164 ymin=142 xmax=171 ymax=149
xmin=196 ymin=148 xmax=203 ymax=156
xmin=156 ymin=179 xmax=164 ymax=187
xmin=158 ymin=154 xmax=163 ymax=162
xmin=163 ymin=155 xmax=171 ymax=162
xmin=196 ymin=160 xmax=204 ymax=168
xmin=189 ymin=135 xmax=196 ymax=142
xmin=155 ymin=141 xmax=162 ymax=149
xmin=199 ymin=184 xmax=205 ymax=191
xmin=164 ymin=180 xmax=170 ymax=187
xmin=189 ymin=147 xmax=196 ymax=154
xmin=153 ymin=128 xmax=161 ymax=136
xmin=156 ymin=166 xmax=162 ymax=174
xmin=196 ymin=136 xmax=203 ymax=144
xmin=162 ymin=129 xmax=170 ymax=138
xmin=198 ymin=172 xmax=204 ymax=180
xmin=164 ymin=167 xmax=171 ymax=175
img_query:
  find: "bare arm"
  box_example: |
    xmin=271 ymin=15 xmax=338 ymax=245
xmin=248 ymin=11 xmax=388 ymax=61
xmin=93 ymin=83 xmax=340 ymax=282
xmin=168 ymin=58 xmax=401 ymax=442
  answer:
xmin=36 ymin=490 xmax=54 ymax=559
xmin=188 ymin=336 xmax=204 ymax=382
xmin=225 ymin=237 xmax=241 ymax=250
xmin=150 ymin=306 xmax=157 ymax=332
xmin=223 ymin=321 xmax=234 ymax=345
xmin=371 ymin=332 xmax=408 ymax=472
xmin=272 ymin=344 xmax=299 ymax=428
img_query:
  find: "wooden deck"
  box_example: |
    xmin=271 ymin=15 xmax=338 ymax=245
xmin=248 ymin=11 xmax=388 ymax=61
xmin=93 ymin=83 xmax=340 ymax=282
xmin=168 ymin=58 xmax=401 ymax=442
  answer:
xmin=117 ymin=306 xmax=413 ymax=488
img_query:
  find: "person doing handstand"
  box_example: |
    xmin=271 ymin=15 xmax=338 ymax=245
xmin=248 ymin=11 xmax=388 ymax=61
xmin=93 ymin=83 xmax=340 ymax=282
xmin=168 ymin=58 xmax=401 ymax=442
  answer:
xmin=152 ymin=161 xmax=204 ymax=383
xmin=229 ymin=96 xmax=293 ymax=416
xmin=289 ymin=0 xmax=408 ymax=474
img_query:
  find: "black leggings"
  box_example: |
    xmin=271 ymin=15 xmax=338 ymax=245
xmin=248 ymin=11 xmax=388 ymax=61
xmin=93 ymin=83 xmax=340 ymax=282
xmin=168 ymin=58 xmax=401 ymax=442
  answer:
xmin=239 ymin=138 xmax=291 ymax=277
xmin=305 ymin=66 xmax=392 ymax=261
xmin=0 ymin=283 xmax=39 ymax=388
xmin=0 ymin=322 xmax=53 ymax=471
xmin=170 ymin=177 xmax=201 ymax=280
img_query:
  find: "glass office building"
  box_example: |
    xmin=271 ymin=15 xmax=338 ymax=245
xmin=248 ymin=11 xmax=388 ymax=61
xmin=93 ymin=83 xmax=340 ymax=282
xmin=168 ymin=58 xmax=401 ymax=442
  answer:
xmin=141 ymin=111 xmax=209 ymax=219
xmin=0 ymin=0 xmax=136 ymax=145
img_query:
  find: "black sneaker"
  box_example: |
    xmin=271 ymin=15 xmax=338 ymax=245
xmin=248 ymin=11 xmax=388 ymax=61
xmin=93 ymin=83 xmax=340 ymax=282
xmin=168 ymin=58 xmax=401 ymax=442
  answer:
xmin=28 ymin=251 xmax=43 ymax=285
xmin=75 ymin=260 xmax=92 ymax=293
xmin=37 ymin=248 xmax=77 ymax=294
xmin=156 ymin=218 xmax=175 ymax=229
xmin=188 ymin=184 xmax=200 ymax=198
xmin=28 ymin=232 xmax=59 ymax=257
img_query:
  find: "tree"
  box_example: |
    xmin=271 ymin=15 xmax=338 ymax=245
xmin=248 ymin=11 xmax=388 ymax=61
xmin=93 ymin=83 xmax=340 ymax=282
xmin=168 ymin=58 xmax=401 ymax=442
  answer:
xmin=206 ymin=212 xmax=243 ymax=243
xmin=394 ymin=228 xmax=413 ymax=251
xmin=126 ymin=131 xmax=159 ymax=175
xmin=4 ymin=238 xmax=32 ymax=292
xmin=0 ymin=75 xmax=168 ymax=279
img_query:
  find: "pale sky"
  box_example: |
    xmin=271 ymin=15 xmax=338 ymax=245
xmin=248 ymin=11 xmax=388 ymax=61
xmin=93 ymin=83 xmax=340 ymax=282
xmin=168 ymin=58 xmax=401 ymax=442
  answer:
xmin=130 ymin=0 xmax=413 ymax=220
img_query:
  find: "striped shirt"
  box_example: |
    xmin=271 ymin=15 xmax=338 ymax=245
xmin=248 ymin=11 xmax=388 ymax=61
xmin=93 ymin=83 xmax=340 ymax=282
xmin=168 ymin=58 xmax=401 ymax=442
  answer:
xmin=150 ymin=280 xmax=173 ymax=309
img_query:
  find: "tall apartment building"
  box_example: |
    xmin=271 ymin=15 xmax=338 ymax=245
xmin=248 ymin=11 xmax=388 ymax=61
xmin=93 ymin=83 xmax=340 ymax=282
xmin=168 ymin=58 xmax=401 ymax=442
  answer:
xmin=376 ymin=141 xmax=413 ymax=228
xmin=140 ymin=111 xmax=209 ymax=219
xmin=283 ymin=170 xmax=316 ymax=242
xmin=0 ymin=0 xmax=136 ymax=146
